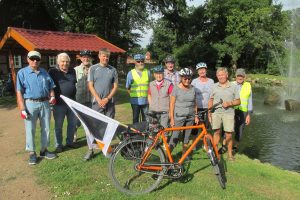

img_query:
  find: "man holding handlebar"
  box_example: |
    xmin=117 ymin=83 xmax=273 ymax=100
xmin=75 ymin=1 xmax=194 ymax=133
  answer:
xmin=208 ymin=67 xmax=240 ymax=161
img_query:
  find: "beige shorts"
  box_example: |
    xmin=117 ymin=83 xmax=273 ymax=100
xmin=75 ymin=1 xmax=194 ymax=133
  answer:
xmin=211 ymin=112 xmax=234 ymax=132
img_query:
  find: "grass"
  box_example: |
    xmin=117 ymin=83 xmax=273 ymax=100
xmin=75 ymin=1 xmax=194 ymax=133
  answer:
xmin=0 ymin=95 xmax=16 ymax=108
xmin=2 ymin=85 xmax=300 ymax=200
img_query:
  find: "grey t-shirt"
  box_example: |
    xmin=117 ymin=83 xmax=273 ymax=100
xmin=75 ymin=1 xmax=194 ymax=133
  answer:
xmin=210 ymin=81 xmax=240 ymax=114
xmin=171 ymin=85 xmax=196 ymax=117
xmin=88 ymin=63 xmax=118 ymax=103
xmin=191 ymin=78 xmax=214 ymax=109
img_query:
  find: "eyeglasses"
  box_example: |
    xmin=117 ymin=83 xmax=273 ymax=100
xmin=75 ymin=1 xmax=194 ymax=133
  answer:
xmin=29 ymin=57 xmax=41 ymax=62
xmin=183 ymin=77 xmax=191 ymax=81
xmin=136 ymin=61 xmax=144 ymax=63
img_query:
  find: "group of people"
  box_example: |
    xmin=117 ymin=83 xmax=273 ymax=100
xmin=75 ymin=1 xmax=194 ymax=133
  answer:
xmin=126 ymin=55 xmax=252 ymax=161
xmin=16 ymin=48 xmax=117 ymax=164
xmin=16 ymin=49 xmax=252 ymax=165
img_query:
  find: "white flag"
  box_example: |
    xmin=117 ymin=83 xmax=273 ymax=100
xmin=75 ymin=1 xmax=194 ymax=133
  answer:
xmin=61 ymin=95 xmax=120 ymax=156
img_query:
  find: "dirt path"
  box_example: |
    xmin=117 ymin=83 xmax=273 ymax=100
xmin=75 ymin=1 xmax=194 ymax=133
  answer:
xmin=0 ymin=106 xmax=51 ymax=200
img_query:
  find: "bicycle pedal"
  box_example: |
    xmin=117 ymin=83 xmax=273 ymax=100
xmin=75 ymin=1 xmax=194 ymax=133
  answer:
xmin=218 ymin=145 xmax=227 ymax=154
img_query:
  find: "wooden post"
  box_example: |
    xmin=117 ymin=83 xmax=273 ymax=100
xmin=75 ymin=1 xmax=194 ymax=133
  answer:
xmin=8 ymin=50 xmax=18 ymax=105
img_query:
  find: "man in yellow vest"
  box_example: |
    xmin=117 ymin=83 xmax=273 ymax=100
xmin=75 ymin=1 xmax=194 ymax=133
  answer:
xmin=126 ymin=54 xmax=150 ymax=123
xmin=233 ymin=68 xmax=253 ymax=152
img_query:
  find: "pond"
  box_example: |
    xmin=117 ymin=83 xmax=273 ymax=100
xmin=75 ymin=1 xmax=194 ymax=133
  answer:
xmin=239 ymin=87 xmax=300 ymax=172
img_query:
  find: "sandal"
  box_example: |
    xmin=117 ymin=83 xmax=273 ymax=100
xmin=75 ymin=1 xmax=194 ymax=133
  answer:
xmin=227 ymin=156 xmax=235 ymax=161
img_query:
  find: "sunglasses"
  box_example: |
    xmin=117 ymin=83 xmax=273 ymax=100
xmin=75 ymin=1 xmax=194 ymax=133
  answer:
xmin=136 ymin=61 xmax=144 ymax=63
xmin=183 ymin=77 xmax=191 ymax=81
xmin=29 ymin=57 xmax=41 ymax=62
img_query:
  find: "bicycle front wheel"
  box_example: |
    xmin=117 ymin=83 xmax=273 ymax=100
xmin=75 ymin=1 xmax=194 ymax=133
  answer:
xmin=206 ymin=137 xmax=226 ymax=189
xmin=109 ymin=138 xmax=165 ymax=195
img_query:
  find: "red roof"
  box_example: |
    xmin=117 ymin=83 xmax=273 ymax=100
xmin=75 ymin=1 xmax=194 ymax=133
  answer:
xmin=0 ymin=27 xmax=125 ymax=53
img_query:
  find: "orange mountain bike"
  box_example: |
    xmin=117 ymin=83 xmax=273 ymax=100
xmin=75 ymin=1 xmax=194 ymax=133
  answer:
xmin=109 ymin=101 xmax=226 ymax=195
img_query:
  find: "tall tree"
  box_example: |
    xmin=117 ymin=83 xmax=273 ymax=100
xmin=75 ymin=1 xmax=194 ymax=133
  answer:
xmin=0 ymin=0 xmax=57 ymax=37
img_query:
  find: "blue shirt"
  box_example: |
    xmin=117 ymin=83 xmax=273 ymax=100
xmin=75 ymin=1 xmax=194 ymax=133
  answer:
xmin=126 ymin=69 xmax=151 ymax=105
xmin=16 ymin=66 xmax=55 ymax=99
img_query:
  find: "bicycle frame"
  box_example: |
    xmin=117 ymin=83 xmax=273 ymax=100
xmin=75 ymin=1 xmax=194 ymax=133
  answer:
xmin=137 ymin=123 xmax=220 ymax=172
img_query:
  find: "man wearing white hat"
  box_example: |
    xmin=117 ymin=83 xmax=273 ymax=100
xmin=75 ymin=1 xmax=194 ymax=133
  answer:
xmin=16 ymin=50 xmax=57 ymax=165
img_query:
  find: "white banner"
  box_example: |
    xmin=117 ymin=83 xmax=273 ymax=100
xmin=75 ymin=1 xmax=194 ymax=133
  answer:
xmin=61 ymin=95 xmax=120 ymax=156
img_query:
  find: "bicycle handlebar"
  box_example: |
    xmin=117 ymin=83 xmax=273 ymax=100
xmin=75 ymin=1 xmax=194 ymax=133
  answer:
xmin=146 ymin=111 xmax=168 ymax=118
xmin=197 ymin=99 xmax=223 ymax=116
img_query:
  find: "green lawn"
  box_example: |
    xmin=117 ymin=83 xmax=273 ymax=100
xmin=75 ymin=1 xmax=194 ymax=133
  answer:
xmin=35 ymin=125 xmax=300 ymax=200
xmin=4 ymin=85 xmax=299 ymax=200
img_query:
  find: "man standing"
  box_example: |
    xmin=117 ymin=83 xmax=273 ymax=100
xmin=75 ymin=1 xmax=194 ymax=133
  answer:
xmin=49 ymin=53 xmax=78 ymax=153
xmin=233 ymin=68 xmax=253 ymax=151
xmin=16 ymin=50 xmax=57 ymax=165
xmin=87 ymin=48 xmax=118 ymax=159
xmin=208 ymin=67 xmax=240 ymax=161
xmin=126 ymin=54 xmax=150 ymax=123
xmin=164 ymin=55 xmax=180 ymax=86
xmin=74 ymin=50 xmax=92 ymax=143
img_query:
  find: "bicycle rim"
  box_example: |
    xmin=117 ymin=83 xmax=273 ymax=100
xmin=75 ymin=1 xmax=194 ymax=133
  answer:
xmin=206 ymin=137 xmax=226 ymax=189
xmin=109 ymin=139 xmax=165 ymax=195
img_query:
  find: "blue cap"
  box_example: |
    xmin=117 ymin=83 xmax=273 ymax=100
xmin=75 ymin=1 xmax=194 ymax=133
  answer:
xmin=134 ymin=54 xmax=145 ymax=61
xmin=152 ymin=65 xmax=164 ymax=73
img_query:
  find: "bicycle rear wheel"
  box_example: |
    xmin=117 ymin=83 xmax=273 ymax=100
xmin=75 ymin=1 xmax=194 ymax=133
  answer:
xmin=109 ymin=138 xmax=165 ymax=195
xmin=206 ymin=137 xmax=226 ymax=189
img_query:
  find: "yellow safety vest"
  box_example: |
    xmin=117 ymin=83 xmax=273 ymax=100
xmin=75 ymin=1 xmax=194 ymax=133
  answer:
xmin=130 ymin=69 xmax=149 ymax=98
xmin=234 ymin=81 xmax=251 ymax=112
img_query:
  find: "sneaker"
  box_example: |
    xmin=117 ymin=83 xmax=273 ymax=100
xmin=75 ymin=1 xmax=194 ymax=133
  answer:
xmin=55 ymin=146 xmax=63 ymax=153
xmin=40 ymin=150 xmax=57 ymax=160
xmin=66 ymin=143 xmax=80 ymax=149
xmin=29 ymin=152 xmax=37 ymax=165
xmin=83 ymin=150 xmax=94 ymax=161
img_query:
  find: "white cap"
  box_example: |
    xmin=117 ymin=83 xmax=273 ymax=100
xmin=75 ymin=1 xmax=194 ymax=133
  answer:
xmin=27 ymin=51 xmax=41 ymax=58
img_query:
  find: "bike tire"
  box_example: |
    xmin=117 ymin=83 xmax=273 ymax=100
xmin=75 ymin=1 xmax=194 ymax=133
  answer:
xmin=109 ymin=138 xmax=165 ymax=195
xmin=206 ymin=137 xmax=226 ymax=189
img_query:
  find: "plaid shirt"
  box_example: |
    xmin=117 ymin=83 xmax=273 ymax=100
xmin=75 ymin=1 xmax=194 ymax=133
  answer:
xmin=164 ymin=69 xmax=180 ymax=86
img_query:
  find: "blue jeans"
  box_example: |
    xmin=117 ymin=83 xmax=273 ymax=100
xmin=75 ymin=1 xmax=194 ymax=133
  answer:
xmin=24 ymin=100 xmax=51 ymax=152
xmin=131 ymin=104 xmax=148 ymax=124
xmin=53 ymin=104 xmax=77 ymax=147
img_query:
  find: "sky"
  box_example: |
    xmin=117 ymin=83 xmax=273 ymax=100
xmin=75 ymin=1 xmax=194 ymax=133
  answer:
xmin=138 ymin=0 xmax=300 ymax=47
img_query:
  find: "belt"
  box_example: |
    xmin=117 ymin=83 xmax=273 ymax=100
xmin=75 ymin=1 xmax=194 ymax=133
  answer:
xmin=26 ymin=97 xmax=49 ymax=102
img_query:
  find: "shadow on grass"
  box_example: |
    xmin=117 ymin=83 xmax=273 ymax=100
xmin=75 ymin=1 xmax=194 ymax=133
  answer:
xmin=154 ymin=160 xmax=212 ymax=192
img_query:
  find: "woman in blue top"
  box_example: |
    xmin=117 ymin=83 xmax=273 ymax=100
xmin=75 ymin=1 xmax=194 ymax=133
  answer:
xmin=191 ymin=62 xmax=214 ymax=127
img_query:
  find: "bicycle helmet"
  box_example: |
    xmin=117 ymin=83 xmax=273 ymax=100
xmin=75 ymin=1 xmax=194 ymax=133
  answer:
xmin=196 ymin=62 xmax=207 ymax=70
xmin=134 ymin=54 xmax=145 ymax=61
xmin=152 ymin=65 xmax=164 ymax=73
xmin=80 ymin=50 xmax=92 ymax=57
xmin=179 ymin=68 xmax=193 ymax=76
xmin=164 ymin=55 xmax=175 ymax=63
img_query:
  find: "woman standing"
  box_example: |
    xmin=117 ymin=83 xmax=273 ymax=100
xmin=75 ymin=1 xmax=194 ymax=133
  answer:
xmin=49 ymin=53 xmax=77 ymax=153
xmin=169 ymin=68 xmax=199 ymax=156
xmin=191 ymin=62 xmax=214 ymax=127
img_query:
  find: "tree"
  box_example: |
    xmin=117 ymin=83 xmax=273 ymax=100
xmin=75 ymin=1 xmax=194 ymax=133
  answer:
xmin=0 ymin=0 xmax=57 ymax=37
xmin=149 ymin=0 xmax=290 ymax=74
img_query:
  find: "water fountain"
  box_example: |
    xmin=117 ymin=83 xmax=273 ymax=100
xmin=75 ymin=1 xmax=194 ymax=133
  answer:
xmin=284 ymin=9 xmax=300 ymax=111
